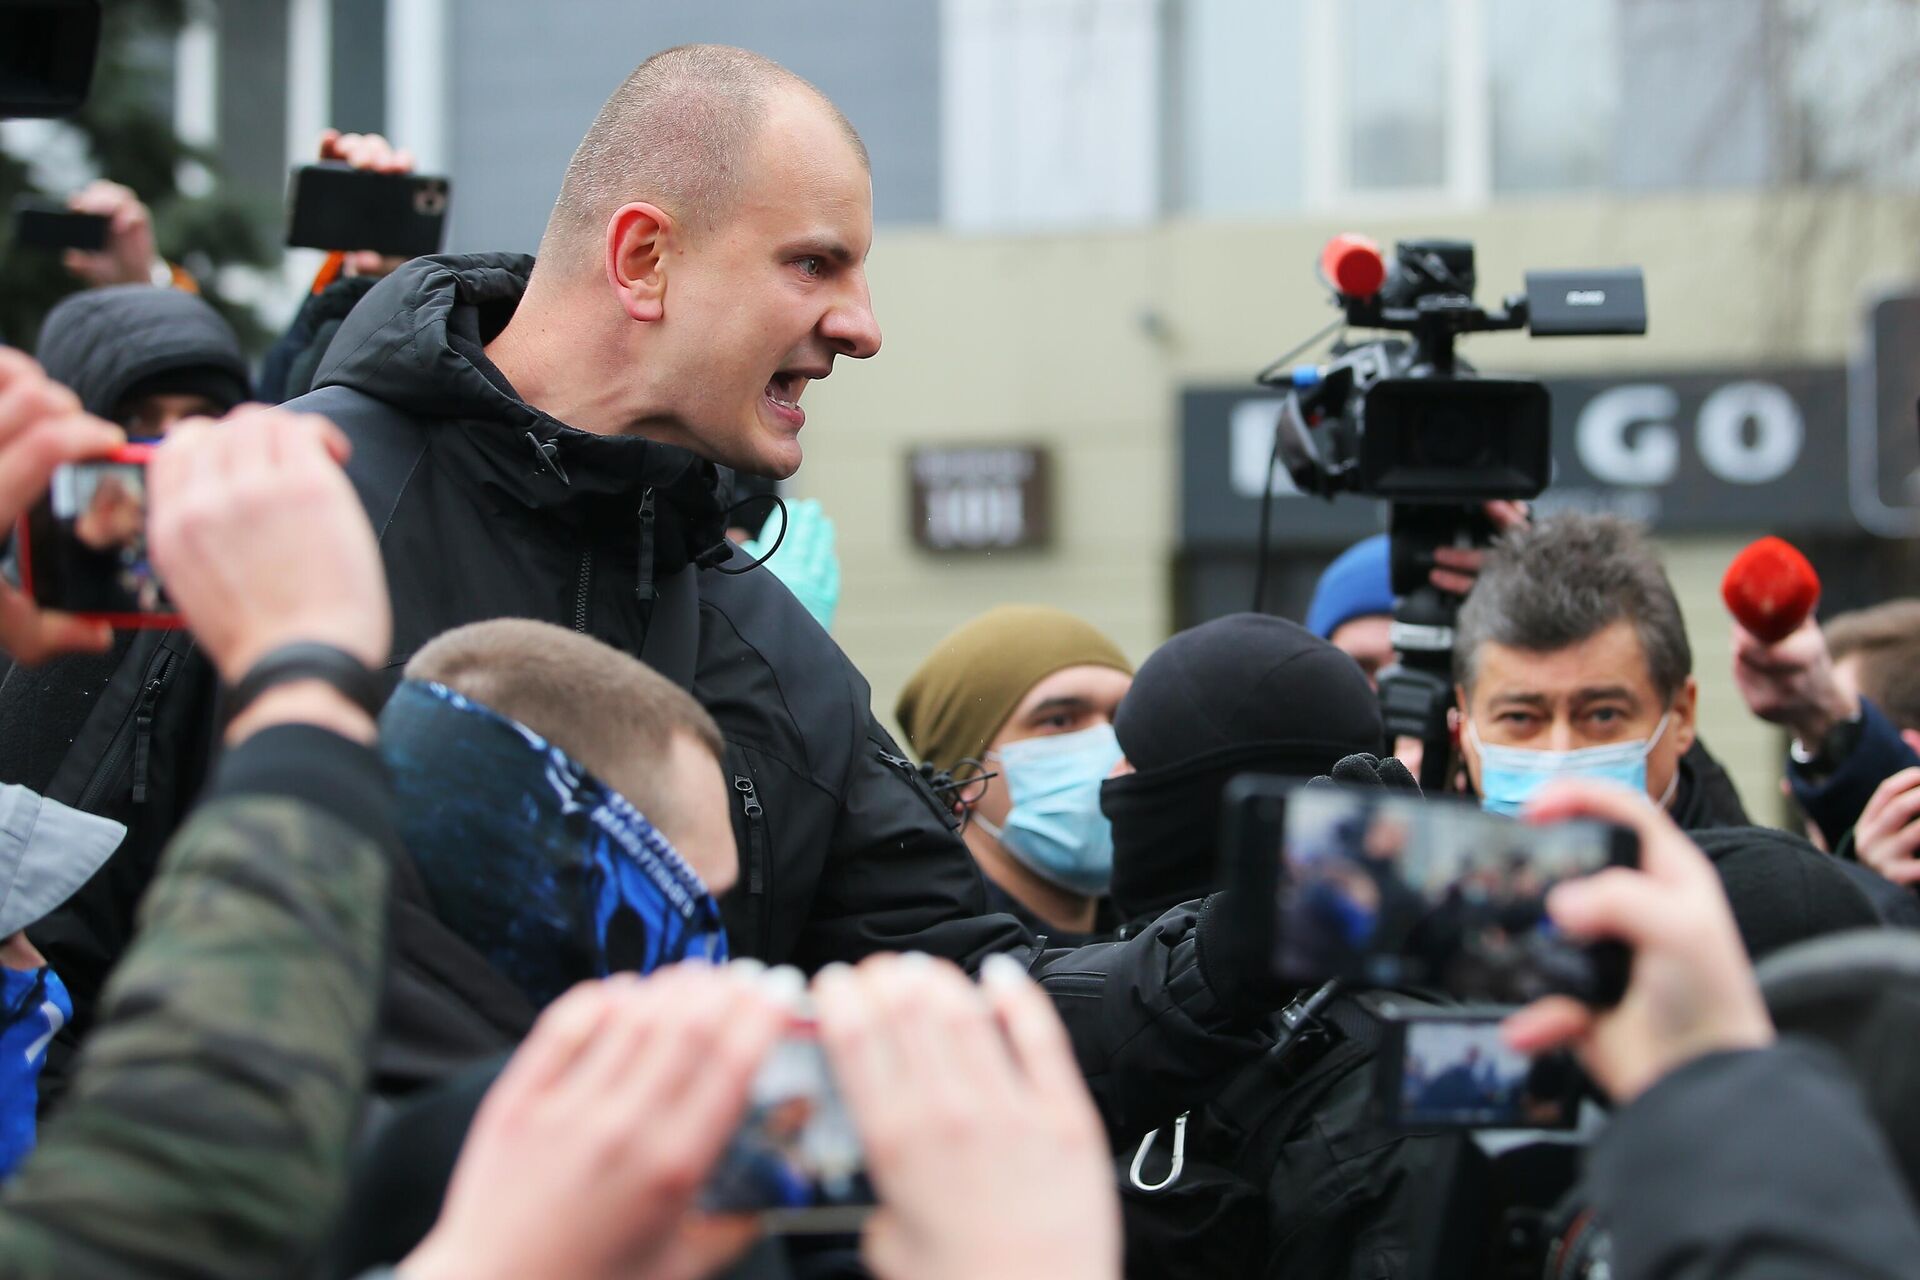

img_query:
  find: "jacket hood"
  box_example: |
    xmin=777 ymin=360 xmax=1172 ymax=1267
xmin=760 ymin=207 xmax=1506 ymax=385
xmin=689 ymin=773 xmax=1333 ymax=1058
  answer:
xmin=36 ymin=285 xmax=250 ymax=420
xmin=313 ymin=253 xmax=731 ymax=565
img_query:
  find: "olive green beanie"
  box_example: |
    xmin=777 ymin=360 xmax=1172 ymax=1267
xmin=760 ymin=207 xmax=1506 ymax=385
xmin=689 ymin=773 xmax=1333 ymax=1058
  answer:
xmin=895 ymin=605 xmax=1133 ymax=774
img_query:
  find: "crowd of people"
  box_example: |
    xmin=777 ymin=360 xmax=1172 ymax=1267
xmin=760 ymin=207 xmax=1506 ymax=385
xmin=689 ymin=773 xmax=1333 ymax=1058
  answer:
xmin=3 ymin=41 xmax=1920 ymax=1280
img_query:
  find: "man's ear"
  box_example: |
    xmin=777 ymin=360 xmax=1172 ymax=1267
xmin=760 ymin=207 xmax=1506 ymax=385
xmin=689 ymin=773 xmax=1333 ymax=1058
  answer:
xmin=605 ymin=202 xmax=673 ymax=324
xmin=1453 ymin=683 xmax=1481 ymax=784
xmin=1671 ymin=675 xmax=1700 ymax=753
xmin=1901 ymin=728 xmax=1920 ymax=760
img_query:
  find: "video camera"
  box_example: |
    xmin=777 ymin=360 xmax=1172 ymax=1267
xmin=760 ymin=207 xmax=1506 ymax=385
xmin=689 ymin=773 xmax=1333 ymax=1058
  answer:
xmin=1257 ymin=236 xmax=1647 ymax=789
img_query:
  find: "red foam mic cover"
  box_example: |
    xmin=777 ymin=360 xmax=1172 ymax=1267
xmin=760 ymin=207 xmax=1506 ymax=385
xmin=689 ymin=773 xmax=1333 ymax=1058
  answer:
xmin=1321 ymin=233 xmax=1386 ymax=299
xmin=1721 ymin=536 xmax=1820 ymax=644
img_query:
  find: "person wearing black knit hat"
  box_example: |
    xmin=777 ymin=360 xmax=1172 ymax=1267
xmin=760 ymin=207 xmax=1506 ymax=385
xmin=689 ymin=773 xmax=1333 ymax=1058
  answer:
xmin=1105 ymin=616 xmax=1468 ymax=1280
xmin=1101 ymin=612 xmax=1384 ymax=928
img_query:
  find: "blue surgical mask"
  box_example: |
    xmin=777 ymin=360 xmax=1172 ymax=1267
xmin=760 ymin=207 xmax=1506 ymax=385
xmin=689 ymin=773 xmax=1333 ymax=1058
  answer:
xmin=976 ymin=724 xmax=1125 ymax=896
xmin=1467 ymin=712 xmax=1675 ymax=817
xmin=1 ymin=964 xmax=70 ymax=1181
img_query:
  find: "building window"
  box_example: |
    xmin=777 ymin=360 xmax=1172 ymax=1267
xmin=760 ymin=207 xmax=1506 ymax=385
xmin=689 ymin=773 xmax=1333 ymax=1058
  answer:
xmin=1341 ymin=0 xmax=1450 ymax=191
xmin=941 ymin=0 xmax=1164 ymax=232
xmin=1487 ymin=0 xmax=1618 ymax=194
xmin=1779 ymin=0 xmax=1920 ymax=190
xmin=1168 ymin=0 xmax=1306 ymax=218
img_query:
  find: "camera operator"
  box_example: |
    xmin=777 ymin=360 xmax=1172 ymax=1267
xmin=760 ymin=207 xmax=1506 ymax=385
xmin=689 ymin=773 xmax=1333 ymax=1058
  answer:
xmin=0 ymin=348 xmax=403 ymax=1279
xmin=1504 ymin=780 xmax=1920 ymax=1279
xmin=26 ymin=44 xmax=1279 ymax=1145
xmin=895 ymin=605 xmax=1133 ymax=944
xmin=1307 ymin=534 xmax=1397 ymax=687
xmin=1307 ymin=502 xmax=1529 ymax=692
xmin=1732 ymin=602 xmax=1920 ymax=858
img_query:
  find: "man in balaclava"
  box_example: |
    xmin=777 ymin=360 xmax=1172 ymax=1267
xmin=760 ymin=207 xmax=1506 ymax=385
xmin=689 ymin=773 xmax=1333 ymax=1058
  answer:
xmin=896 ymin=605 xmax=1133 ymax=945
xmin=1099 ymin=613 xmax=1472 ymax=1280
xmin=1101 ymin=613 xmax=1387 ymax=928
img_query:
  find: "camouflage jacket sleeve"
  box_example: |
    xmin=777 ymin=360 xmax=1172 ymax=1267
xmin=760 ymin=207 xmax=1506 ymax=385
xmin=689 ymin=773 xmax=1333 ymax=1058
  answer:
xmin=0 ymin=724 xmax=397 ymax=1280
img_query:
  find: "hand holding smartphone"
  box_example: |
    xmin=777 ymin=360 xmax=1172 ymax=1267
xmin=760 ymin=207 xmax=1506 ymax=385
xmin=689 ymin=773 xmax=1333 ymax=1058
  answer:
xmin=285 ymin=163 xmax=451 ymax=258
xmin=1222 ymin=777 xmax=1638 ymax=1007
xmin=11 ymin=199 xmax=110 ymax=251
xmin=10 ymin=443 xmax=178 ymax=628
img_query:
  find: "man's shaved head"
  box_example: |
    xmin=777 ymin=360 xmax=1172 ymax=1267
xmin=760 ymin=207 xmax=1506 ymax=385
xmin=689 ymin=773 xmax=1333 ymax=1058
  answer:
xmin=539 ymin=44 xmax=869 ymax=271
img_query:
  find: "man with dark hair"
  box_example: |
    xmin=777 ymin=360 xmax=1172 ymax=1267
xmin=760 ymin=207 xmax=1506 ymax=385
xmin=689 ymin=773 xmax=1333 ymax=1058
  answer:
xmin=1456 ymin=515 xmax=1920 ymax=930
xmin=28 ymin=44 xmax=1268 ymax=1137
xmin=1452 ymin=513 xmax=1747 ymax=829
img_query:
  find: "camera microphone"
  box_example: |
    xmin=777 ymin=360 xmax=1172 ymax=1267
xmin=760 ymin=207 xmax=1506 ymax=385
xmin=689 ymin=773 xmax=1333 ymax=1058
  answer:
xmin=1721 ymin=536 xmax=1820 ymax=643
xmin=1320 ymin=233 xmax=1386 ymax=300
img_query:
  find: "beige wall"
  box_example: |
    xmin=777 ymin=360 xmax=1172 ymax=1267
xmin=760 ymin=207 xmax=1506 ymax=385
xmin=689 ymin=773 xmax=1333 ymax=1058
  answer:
xmin=798 ymin=191 xmax=1920 ymax=809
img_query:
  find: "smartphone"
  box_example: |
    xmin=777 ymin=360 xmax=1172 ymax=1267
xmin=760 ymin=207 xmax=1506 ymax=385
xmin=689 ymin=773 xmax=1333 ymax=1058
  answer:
xmin=1374 ymin=1005 xmax=1581 ymax=1130
xmin=285 ymin=163 xmax=451 ymax=258
xmin=11 ymin=444 xmax=178 ymax=627
xmin=12 ymin=200 xmax=110 ymax=251
xmin=1221 ymin=777 xmax=1636 ymax=1006
xmin=0 ymin=0 xmax=101 ymax=118
xmin=701 ymin=1023 xmax=873 ymax=1232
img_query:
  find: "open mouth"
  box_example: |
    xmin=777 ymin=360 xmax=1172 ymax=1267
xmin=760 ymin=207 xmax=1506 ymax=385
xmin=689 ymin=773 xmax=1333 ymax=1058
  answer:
xmin=764 ymin=372 xmax=808 ymax=419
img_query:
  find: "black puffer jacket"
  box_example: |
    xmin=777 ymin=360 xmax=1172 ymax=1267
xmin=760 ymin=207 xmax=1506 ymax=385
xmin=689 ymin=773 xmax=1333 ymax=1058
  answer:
xmin=33 ymin=255 xmax=1262 ymax=1134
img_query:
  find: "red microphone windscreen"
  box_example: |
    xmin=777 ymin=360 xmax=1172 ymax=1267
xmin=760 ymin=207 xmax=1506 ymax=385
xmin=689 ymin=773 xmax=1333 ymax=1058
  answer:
xmin=1721 ymin=536 xmax=1820 ymax=644
xmin=1321 ymin=233 xmax=1386 ymax=299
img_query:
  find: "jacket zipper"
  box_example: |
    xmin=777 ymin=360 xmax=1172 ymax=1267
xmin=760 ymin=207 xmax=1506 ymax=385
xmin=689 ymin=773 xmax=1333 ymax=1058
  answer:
xmin=733 ymin=773 xmax=768 ymax=897
xmin=635 ymin=488 xmax=658 ymax=605
xmin=571 ymin=549 xmax=593 ymax=633
xmin=876 ymin=747 xmax=961 ymax=829
xmin=128 ymin=654 xmax=176 ymax=804
xmin=77 ymin=648 xmax=177 ymax=812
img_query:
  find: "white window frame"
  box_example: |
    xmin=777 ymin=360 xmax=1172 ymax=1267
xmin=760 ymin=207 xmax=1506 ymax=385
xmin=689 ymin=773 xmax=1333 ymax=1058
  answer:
xmin=1301 ymin=0 xmax=1492 ymax=216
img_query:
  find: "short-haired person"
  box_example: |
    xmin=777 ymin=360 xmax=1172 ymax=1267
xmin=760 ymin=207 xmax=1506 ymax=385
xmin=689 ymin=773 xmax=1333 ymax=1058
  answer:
xmin=32 ymin=45 xmax=1279 ymax=1138
xmin=1733 ymin=600 xmax=1920 ymax=855
xmin=1826 ymin=600 xmax=1920 ymax=736
xmin=34 ymin=285 xmax=250 ymax=438
xmin=896 ymin=606 xmax=1133 ymax=944
xmin=357 ymin=620 xmax=737 ymax=1087
xmin=1453 ymin=514 xmax=1748 ymax=829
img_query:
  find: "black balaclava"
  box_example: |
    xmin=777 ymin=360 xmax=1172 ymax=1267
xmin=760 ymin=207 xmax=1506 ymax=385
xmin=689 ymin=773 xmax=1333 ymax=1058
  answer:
xmin=1102 ymin=613 xmax=1384 ymax=924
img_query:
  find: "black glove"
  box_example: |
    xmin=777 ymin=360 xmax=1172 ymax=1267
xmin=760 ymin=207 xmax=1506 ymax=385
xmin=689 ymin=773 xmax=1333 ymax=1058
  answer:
xmin=1308 ymin=751 xmax=1421 ymax=794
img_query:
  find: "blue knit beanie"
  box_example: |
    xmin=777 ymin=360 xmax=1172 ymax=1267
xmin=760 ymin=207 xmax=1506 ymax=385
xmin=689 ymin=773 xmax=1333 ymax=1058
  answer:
xmin=1305 ymin=534 xmax=1394 ymax=638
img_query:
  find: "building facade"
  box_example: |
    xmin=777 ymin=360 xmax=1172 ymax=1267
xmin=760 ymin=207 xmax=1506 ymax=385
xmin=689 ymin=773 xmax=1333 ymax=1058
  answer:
xmin=173 ymin=0 xmax=1920 ymax=815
